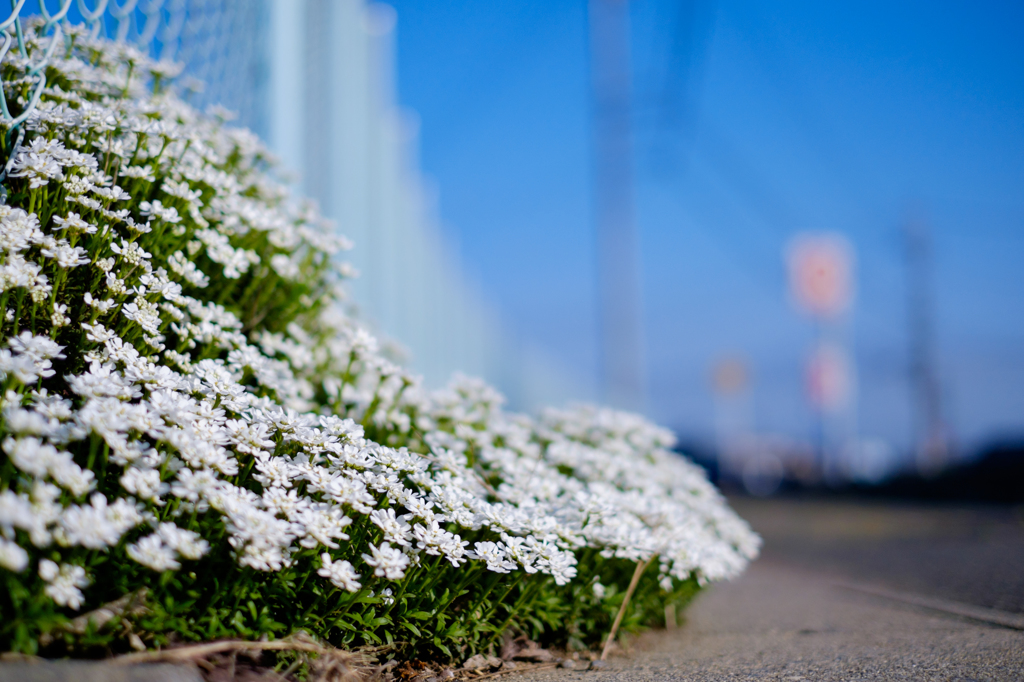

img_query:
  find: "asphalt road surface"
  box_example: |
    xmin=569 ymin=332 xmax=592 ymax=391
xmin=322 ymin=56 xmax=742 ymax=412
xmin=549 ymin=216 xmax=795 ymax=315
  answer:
xmin=733 ymin=496 xmax=1024 ymax=615
xmin=512 ymin=496 xmax=1024 ymax=681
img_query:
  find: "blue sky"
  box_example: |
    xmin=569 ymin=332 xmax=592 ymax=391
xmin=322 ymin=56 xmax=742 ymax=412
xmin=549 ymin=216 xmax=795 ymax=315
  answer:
xmin=388 ymin=0 xmax=1024 ymax=456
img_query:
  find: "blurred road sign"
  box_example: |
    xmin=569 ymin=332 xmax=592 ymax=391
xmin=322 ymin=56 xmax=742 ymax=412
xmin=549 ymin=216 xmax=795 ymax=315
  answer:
xmin=787 ymin=233 xmax=854 ymax=318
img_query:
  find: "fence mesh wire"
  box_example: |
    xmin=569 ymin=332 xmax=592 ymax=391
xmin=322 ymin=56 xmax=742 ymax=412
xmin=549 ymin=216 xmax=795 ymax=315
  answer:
xmin=0 ymin=0 xmax=266 ymax=189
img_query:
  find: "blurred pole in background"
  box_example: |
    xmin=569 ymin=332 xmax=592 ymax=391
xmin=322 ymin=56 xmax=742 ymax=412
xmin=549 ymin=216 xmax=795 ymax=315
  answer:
xmin=787 ymin=233 xmax=857 ymax=484
xmin=713 ymin=357 xmax=763 ymax=492
xmin=711 ymin=357 xmax=752 ymax=467
xmin=588 ymin=0 xmax=647 ymax=412
xmin=904 ymin=215 xmax=949 ymax=475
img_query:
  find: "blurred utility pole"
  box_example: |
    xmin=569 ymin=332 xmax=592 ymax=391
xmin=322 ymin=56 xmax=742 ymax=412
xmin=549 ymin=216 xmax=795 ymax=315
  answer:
xmin=904 ymin=216 xmax=948 ymax=475
xmin=786 ymin=233 xmax=857 ymax=484
xmin=588 ymin=0 xmax=646 ymax=411
xmin=711 ymin=356 xmax=754 ymax=476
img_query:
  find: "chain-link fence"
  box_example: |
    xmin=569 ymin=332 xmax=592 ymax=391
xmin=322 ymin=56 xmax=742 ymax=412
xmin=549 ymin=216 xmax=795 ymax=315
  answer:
xmin=0 ymin=1 xmax=266 ymax=182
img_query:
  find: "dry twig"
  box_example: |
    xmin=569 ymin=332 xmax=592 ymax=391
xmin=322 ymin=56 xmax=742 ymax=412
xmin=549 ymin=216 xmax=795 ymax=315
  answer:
xmin=464 ymin=662 xmax=560 ymax=681
xmin=110 ymin=638 xmax=334 ymax=665
xmin=601 ymin=556 xmax=653 ymax=660
xmin=38 ymin=589 xmax=150 ymax=647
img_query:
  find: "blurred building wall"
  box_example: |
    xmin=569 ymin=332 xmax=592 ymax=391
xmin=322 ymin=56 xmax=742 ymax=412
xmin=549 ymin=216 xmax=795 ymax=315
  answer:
xmin=182 ymin=0 xmax=592 ymax=410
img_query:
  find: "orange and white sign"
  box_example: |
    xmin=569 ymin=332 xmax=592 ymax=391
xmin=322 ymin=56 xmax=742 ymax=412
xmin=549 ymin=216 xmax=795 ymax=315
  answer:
xmin=786 ymin=234 xmax=854 ymax=318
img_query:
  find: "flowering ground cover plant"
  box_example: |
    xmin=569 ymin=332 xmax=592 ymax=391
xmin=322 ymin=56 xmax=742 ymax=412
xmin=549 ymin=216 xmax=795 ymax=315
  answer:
xmin=0 ymin=21 xmax=759 ymax=662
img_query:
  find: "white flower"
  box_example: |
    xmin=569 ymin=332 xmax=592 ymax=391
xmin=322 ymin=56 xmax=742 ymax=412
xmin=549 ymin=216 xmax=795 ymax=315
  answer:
xmin=226 ymin=420 xmax=275 ymax=455
xmin=369 ymin=508 xmax=412 ymax=547
xmin=361 ymin=541 xmax=410 ymax=580
xmin=81 ymin=322 xmax=117 ymax=344
xmin=119 ymin=165 xmax=156 ymax=182
xmin=471 ymin=541 xmax=517 ymax=574
xmin=318 ymin=554 xmax=361 ymax=592
xmin=170 ymin=467 xmax=217 ymax=501
xmin=3 ymin=437 xmax=56 ymax=477
xmin=110 ymin=239 xmax=152 ymax=265
xmin=167 ymin=251 xmax=209 ymax=288
xmin=84 ymin=292 xmax=117 ymax=314
xmin=140 ymin=200 xmax=181 ymax=224
xmin=38 ymin=558 xmax=59 ymax=582
xmin=120 ymin=467 xmax=166 ymax=503
xmin=8 ymin=332 xmax=65 ymax=362
xmin=52 ymin=212 xmax=97 ymax=234
xmin=157 ymin=522 xmax=209 ymax=560
xmin=9 ymin=141 xmax=65 ymax=187
xmin=92 ymin=184 xmax=131 ymax=202
xmin=58 ymin=493 xmax=142 ymax=549
xmin=106 ymin=272 xmax=128 ymax=295
xmin=293 ymin=503 xmax=352 ymax=549
xmin=47 ymin=452 xmax=96 ymax=497
xmin=51 ymin=303 xmax=71 ymax=327
xmin=127 ymin=533 xmax=180 ymax=571
xmin=63 ymin=175 xmax=90 ymax=195
xmin=0 ymin=538 xmax=29 ymax=572
xmin=122 ymin=297 xmax=162 ymax=335
xmin=0 ymin=350 xmax=47 ymax=383
xmin=39 ymin=560 xmax=90 ymax=610
xmin=270 ymin=253 xmax=300 ymax=279
xmin=40 ymin=239 xmax=90 ymax=268
xmin=0 ymin=483 xmax=59 ymax=547
xmin=161 ymin=178 xmax=202 ymax=205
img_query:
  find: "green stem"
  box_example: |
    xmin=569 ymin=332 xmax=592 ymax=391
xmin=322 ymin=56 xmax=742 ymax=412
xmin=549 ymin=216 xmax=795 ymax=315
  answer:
xmin=482 ymin=577 xmax=543 ymax=652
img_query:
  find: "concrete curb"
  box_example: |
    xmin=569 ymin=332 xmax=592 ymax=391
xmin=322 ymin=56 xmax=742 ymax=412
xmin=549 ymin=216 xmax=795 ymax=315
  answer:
xmin=835 ymin=581 xmax=1024 ymax=631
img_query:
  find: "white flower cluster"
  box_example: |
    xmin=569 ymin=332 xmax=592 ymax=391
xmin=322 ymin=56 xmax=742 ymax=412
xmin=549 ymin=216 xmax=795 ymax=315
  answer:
xmin=412 ymin=378 xmax=761 ymax=587
xmin=0 ymin=22 xmax=757 ymax=626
